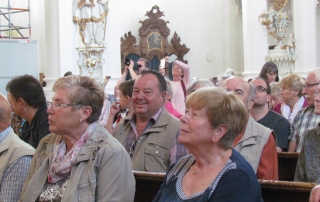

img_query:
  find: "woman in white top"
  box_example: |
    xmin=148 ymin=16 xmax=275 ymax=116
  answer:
xmin=165 ymin=57 xmax=190 ymax=114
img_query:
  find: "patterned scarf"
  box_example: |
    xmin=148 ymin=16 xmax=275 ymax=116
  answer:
xmin=48 ymin=122 xmax=98 ymax=183
xmin=280 ymin=96 xmax=305 ymax=124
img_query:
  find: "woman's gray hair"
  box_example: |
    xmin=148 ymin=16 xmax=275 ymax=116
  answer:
xmin=186 ymin=79 xmax=213 ymax=95
xmin=52 ymin=75 xmax=104 ymax=123
xmin=270 ymin=82 xmax=281 ymax=95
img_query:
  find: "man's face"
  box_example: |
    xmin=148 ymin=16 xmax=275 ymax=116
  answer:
xmin=250 ymin=79 xmax=269 ymax=107
xmin=132 ymin=73 xmax=166 ymax=119
xmin=224 ymin=77 xmax=253 ymax=110
xmin=137 ymin=60 xmax=147 ymax=72
xmin=302 ymin=73 xmax=319 ymax=107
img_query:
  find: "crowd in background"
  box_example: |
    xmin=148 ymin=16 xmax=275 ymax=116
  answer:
xmin=2 ymin=57 xmax=320 ymax=201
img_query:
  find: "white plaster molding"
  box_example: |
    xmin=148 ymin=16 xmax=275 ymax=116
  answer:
xmin=265 ymin=39 xmax=297 ymax=77
xmin=76 ymin=47 xmax=106 ymax=83
xmin=316 ymin=0 xmax=319 ymax=8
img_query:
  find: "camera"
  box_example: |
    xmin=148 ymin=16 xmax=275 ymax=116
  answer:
xmin=124 ymin=58 xmax=139 ymax=70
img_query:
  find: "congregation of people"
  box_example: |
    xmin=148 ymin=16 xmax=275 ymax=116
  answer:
xmin=3 ymin=57 xmax=320 ymax=201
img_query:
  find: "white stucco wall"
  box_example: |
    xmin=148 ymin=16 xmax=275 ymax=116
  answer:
xmin=3 ymin=0 xmax=319 ymax=98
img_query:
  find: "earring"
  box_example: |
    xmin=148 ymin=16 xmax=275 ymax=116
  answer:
xmin=80 ymin=118 xmax=82 ymax=123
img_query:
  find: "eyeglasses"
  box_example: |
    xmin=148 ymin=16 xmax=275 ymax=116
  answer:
xmin=266 ymin=73 xmax=278 ymax=77
xmin=303 ymin=83 xmax=320 ymax=90
xmin=46 ymin=101 xmax=79 ymax=110
xmin=256 ymin=86 xmax=267 ymax=93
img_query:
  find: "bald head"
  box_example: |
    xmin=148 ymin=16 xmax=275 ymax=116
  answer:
xmin=0 ymin=94 xmax=12 ymax=126
xmin=223 ymin=77 xmax=257 ymax=110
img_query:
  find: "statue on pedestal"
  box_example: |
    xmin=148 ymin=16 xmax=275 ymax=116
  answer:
xmin=73 ymin=0 xmax=109 ymax=46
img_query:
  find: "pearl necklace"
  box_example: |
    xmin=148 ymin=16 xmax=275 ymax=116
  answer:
xmin=192 ymin=149 xmax=228 ymax=175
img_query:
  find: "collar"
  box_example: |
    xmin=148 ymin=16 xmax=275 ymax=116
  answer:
xmin=0 ymin=126 xmax=11 ymax=143
xmin=24 ymin=103 xmax=47 ymax=132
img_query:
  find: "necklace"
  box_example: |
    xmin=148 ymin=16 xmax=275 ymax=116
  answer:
xmin=192 ymin=149 xmax=228 ymax=175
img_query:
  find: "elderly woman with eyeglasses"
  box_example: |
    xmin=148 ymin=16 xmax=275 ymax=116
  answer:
xmin=19 ymin=75 xmax=135 ymax=202
xmin=272 ymin=73 xmax=308 ymax=123
xmin=153 ymin=88 xmax=262 ymax=202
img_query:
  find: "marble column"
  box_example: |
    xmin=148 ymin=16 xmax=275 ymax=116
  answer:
xmin=293 ymin=0 xmax=317 ymax=74
xmin=241 ymin=0 xmax=269 ymax=80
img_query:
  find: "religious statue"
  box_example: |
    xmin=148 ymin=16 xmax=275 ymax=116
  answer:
xmin=282 ymin=33 xmax=297 ymax=58
xmin=73 ymin=0 xmax=109 ymax=46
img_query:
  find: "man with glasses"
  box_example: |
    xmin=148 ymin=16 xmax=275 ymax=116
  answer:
xmin=6 ymin=75 xmax=50 ymax=149
xmin=288 ymin=68 xmax=320 ymax=152
xmin=250 ymin=78 xmax=290 ymax=152
xmin=113 ymin=70 xmax=187 ymax=172
xmin=223 ymin=77 xmax=278 ymax=180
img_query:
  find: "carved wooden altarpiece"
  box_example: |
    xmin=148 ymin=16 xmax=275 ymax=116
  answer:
xmin=120 ymin=5 xmax=190 ymax=76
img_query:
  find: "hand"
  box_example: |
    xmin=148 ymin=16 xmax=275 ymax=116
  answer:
xmin=164 ymin=56 xmax=169 ymax=62
xmin=110 ymin=101 xmax=121 ymax=115
xmin=124 ymin=65 xmax=129 ymax=73
xmin=128 ymin=60 xmax=134 ymax=71
xmin=310 ymin=185 xmax=320 ymax=202
xmin=103 ymin=76 xmax=110 ymax=85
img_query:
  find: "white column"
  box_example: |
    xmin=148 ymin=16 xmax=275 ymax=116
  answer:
xmin=293 ymin=0 xmax=317 ymax=73
xmin=241 ymin=0 xmax=269 ymax=80
xmin=43 ymin=0 xmax=60 ymax=81
xmin=43 ymin=0 xmax=60 ymax=100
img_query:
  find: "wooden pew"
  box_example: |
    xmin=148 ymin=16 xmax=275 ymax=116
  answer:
xmin=133 ymin=171 xmax=317 ymax=202
xmin=134 ymin=171 xmax=165 ymax=202
xmin=278 ymin=152 xmax=299 ymax=181
xmin=259 ymin=180 xmax=317 ymax=202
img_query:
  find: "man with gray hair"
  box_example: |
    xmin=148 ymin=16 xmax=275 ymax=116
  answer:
xmin=224 ymin=77 xmax=278 ymax=180
xmin=294 ymin=68 xmax=320 ymax=182
xmin=288 ymin=68 xmax=320 ymax=152
xmin=0 ymin=93 xmax=35 ymax=201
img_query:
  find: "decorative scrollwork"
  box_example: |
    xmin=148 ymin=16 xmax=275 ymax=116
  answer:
xmin=120 ymin=31 xmax=137 ymax=52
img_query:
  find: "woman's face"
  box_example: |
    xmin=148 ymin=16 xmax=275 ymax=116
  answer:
xmin=179 ymin=107 xmax=215 ymax=146
xmin=47 ymin=88 xmax=84 ymax=135
xmin=280 ymin=85 xmax=298 ymax=104
xmin=270 ymin=94 xmax=282 ymax=108
xmin=266 ymin=72 xmax=278 ymax=83
xmin=171 ymin=65 xmax=183 ymax=77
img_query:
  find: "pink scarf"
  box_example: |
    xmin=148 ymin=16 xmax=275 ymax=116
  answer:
xmin=48 ymin=122 xmax=97 ymax=183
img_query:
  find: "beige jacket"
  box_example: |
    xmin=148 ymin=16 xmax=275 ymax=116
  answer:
xmin=19 ymin=124 xmax=135 ymax=202
xmin=113 ymin=108 xmax=182 ymax=172
xmin=234 ymin=116 xmax=273 ymax=173
xmin=0 ymin=128 xmax=34 ymax=181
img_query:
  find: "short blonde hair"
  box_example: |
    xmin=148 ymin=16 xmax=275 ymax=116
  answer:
xmin=53 ymin=75 xmax=104 ymax=123
xmin=279 ymin=73 xmax=304 ymax=97
xmin=186 ymin=87 xmax=248 ymax=149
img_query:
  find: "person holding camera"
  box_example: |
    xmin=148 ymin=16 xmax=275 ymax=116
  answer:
xmin=115 ymin=60 xmax=137 ymax=91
